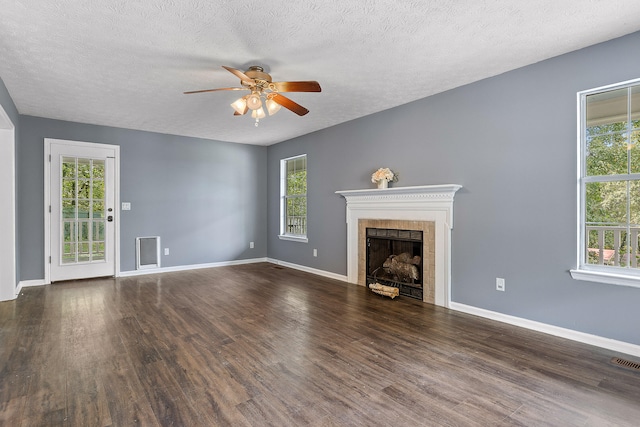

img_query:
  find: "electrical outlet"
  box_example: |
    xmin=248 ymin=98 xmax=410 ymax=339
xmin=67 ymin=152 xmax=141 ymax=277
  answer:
xmin=496 ymin=277 xmax=505 ymax=292
xmin=164 ymin=248 xmax=169 ymax=256
xmin=313 ymin=249 xmax=318 ymax=257
xmin=250 ymin=241 xmax=254 ymax=249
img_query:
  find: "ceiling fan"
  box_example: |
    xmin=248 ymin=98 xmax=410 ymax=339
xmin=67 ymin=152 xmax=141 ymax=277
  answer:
xmin=184 ymin=65 xmax=321 ymax=126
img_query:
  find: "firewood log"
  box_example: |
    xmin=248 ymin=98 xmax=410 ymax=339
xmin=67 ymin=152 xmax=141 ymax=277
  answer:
xmin=390 ymin=257 xmax=419 ymax=282
xmin=383 ymin=256 xmax=394 ymax=274
xmin=368 ymin=282 xmax=399 ymax=299
xmin=395 ymin=252 xmax=421 ymax=265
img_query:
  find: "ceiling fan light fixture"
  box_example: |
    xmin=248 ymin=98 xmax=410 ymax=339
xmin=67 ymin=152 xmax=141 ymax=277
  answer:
xmin=266 ymin=98 xmax=281 ymax=116
xmin=230 ymin=96 xmax=248 ymax=114
xmin=251 ymin=107 xmax=265 ymax=119
xmin=247 ymin=93 xmax=262 ymax=110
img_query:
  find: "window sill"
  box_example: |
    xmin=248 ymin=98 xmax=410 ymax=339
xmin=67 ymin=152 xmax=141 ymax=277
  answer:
xmin=278 ymin=234 xmax=308 ymax=243
xmin=570 ymin=268 xmax=640 ymax=289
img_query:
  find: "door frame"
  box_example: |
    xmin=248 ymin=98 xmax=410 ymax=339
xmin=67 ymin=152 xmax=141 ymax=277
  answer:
xmin=44 ymin=138 xmax=120 ymax=284
xmin=0 ymin=104 xmax=16 ymax=301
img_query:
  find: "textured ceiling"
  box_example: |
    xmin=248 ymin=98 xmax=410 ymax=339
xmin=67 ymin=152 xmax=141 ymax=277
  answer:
xmin=2 ymin=1 xmax=640 ymax=146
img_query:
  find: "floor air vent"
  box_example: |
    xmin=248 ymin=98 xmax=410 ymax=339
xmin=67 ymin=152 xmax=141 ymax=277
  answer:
xmin=611 ymin=357 xmax=640 ymax=372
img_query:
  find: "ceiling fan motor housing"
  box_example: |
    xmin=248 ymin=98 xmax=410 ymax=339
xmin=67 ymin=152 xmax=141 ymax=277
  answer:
xmin=244 ymin=66 xmax=272 ymax=83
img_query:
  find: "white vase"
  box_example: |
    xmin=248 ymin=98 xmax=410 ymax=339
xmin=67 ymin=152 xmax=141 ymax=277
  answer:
xmin=377 ymin=179 xmax=388 ymax=189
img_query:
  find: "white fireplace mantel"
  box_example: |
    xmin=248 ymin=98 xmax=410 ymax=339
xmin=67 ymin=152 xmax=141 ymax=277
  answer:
xmin=336 ymin=184 xmax=462 ymax=307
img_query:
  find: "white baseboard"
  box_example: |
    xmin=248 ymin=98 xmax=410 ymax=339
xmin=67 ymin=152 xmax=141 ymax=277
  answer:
xmin=18 ymin=279 xmax=46 ymax=289
xmin=267 ymin=258 xmax=349 ymax=282
xmin=450 ymin=302 xmax=640 ymax=358
xmin=119 ymin=257 xmax=269 ymax=277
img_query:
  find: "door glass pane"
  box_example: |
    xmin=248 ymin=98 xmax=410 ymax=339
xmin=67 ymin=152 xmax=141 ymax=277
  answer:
xmin=92 ymin=201 xmax=104 ymax=218
xmin=93 ymin=180 xmax=104 ymax=200
xmin=62 ymin=179 xmax=75 ymax=199
xmin=59 ymin=156 xmax=107 ymax=264
xmin=78 ymin=243 xmax=90 ymax=262
xmin=63 ymin=221 xmax=75 ymax=241
xmin=62 ymin=243 xmax=76 ymax=264
xmin=93 ymin=222 xmax=105 ymax=241
xmin=62 ymin=157 xmax=76 ymax=178
xmin=80 ymin=221 xmax=90 ymax=241
xmin=92 ymin=160 xmax=105 ymax=178
xmin=92 ymin=242 xmax=105 ymax=261
xmin=62 ymin=221 xmax=76 ymax=264
xmin=62 ymin=200 xmax=76 ymax=219
xmin=77 ymin=179 xmax=90 ymax=199
xmin=77 ymin=200 xmax=90 ymax=219
xmin=78 ymin=159 xmax=91 ymax=178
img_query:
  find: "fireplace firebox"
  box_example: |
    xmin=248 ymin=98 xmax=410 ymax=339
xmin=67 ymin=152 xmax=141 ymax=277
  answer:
xmin=366 ymin=227 xmax=424 ymax=299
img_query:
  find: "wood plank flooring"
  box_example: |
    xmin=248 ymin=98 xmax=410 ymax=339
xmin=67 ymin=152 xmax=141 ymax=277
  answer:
xmin=1 ymin=262 xmax=639 ymax=426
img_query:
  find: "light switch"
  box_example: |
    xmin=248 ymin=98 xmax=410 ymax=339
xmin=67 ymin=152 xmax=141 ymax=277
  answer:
xmin=122 ymin=202 xmax=131 ymax=211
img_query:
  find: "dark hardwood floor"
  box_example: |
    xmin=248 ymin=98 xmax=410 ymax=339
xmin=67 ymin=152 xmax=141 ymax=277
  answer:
xmin=1 ymin=263 xmax=639 ymax=426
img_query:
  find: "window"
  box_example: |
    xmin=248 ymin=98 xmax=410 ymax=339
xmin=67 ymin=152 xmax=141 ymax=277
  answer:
xmin=279 ymin=154 xmax=307 ymax=242
xmin=572 ymin=79 xmax=640 ymax=287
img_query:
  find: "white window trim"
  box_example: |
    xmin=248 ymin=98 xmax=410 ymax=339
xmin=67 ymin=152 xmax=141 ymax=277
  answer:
xmin=570 ymin=268 xmax=640 ymax=288
xmin=571 ymin=77 xmax=640 ymax=288
xmin=278 ymin=154 xmax=308 ymax=243
xmin=278 ymin=234 xmax=309 ymax=243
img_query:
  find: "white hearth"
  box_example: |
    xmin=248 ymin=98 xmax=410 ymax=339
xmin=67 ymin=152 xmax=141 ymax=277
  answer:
xmin=336 ymin=184 xmax=462 ymax=307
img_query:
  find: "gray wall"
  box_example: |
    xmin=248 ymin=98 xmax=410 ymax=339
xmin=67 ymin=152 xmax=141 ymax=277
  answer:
xmin=0 ymin=77 xmax=19 ymax=125
xmin=18 ymin=116 xmax=267 ymax=279
xmin=267 ymin=32 xmax=640 ymax=345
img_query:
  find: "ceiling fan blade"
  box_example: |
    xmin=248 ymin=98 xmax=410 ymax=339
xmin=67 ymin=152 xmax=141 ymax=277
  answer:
xmin=184 ymin=87 xmax=247 ymax=94
xmin=222 ymin=66 xmax=255 ymax=86
xmin=272 ymin=81 xmax=321 ymax=92
xmin=234 ymin=105 xmax=249 ymax=116
xmin=270 ymin=93 xmax=309 ymax=116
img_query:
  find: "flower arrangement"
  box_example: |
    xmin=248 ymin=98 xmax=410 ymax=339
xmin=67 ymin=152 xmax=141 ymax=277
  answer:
xmin=371 ymin=167 xmax=398 ymax=184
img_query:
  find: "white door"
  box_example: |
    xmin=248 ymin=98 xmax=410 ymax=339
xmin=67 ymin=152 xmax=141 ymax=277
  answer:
xmin=48 ymin=140 xmax=118 ymax=282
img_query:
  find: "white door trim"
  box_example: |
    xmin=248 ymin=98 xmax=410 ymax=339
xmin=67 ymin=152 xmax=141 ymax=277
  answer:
xmin=44 ymin=138 xmax=120 ymax=284
xmin=0 ymin=105 xmax=16 ymax=301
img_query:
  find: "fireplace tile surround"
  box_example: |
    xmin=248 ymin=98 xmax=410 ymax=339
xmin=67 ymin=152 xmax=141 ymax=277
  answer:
xmin=336 ymin=185 xmax=462 ymax=307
